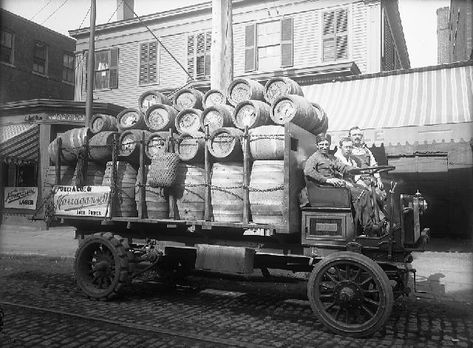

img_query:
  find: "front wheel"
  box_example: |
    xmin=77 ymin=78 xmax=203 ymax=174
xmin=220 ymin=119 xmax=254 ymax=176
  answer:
xmin=74 ymin=232 xmax=131 ymax=300
xmin=307 ymin=251 xmax=393 ymax=337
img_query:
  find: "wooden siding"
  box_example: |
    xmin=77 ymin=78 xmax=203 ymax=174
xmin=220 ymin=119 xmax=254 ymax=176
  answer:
xmin=73 ymin=0 xmax=379 ymax=106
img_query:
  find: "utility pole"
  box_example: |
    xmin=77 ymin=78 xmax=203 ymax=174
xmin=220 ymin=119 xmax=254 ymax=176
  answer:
xmin=211 ymin=0 xmax=233 ymax=91
xmin=85 ymin=0 xmax=96 ymax=127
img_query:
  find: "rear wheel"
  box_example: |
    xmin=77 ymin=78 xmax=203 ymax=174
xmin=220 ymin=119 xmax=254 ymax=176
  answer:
xmin=307 ymin=251 xmax=393 ymax=337
xmin=74 ymin=232 xmax=131 ymax=300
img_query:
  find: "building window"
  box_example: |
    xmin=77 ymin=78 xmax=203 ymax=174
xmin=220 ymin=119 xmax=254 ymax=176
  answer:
xmin=63 ymin=52 xmax=74 ymax=83
xmin=187 ymin=31 xmax=211 ymax=80
xmin=91 ymin=48 xmax=119 ymax=90
xmin=0 ymin=30 xmax=14 ymax=64
xmin=245 ymin=18 xmax=293 ymax=72
xmin=33 ymin=41 xmax=48 ymax=75
xmin=322 ymin=8 xmax=348 ymax=62
xmin=139 ymin=41 xmax=158 ymax=85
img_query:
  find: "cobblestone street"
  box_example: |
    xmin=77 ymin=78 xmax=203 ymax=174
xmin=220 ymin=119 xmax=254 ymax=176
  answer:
xmin=0 ymin=255 xmax=472 ymax=347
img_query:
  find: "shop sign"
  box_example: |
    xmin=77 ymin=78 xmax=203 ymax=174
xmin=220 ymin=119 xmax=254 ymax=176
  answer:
xmin=53 ymin=186 xmax=110 ymax=217
xmin=4 ymin=187 xmax=38 ymax=210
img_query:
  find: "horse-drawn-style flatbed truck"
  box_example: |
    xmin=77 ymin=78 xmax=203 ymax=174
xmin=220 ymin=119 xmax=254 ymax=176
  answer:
xmin=50 ymin=122 xmax=429 ymax=337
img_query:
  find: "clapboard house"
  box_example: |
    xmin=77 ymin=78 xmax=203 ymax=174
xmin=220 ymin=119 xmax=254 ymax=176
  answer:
xmin=70 ymin=0 xmax=410 ymax=107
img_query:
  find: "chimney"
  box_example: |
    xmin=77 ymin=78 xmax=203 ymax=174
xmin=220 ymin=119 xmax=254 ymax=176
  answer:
xmin=117 ymin=0 xmax=134 ymax=21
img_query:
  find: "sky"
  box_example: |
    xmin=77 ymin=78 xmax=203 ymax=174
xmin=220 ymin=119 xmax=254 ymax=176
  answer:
xmin=2 ymin=0 xmax=448 ymax=68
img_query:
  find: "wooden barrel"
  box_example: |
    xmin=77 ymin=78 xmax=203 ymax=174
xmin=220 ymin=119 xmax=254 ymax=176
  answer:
xmin=134 ymin=165 xmax=169 ymax=219
xmin=233 ymin=100 xmax=272 ymax=130
xmin=117 ymin=108 xmax=148 ymax=131
xmin=176 ymin=132 xmax=205 ymax=162
xmin=248 ymin=125 xmax=285 ymax=160
xmin=175 ymin=108 xmax=202 ymax=134
xmin=89 ymin=114 xmax=118 ymax=134
xmin=249 ymin=160 xmax=285 ymax=224
xmin=174 ymin=163 xmax=206 ymax=220
xmin=145 ymin=131 xmax=174 ymax=159
xmin=173 ymin=88 xmax=204 ymax=111
xmin=227 ymin=78 xmax=265 ymax=106
xmin=208 ymin=127 xmax=243 ymax=162
xmin=103 ymin=161 xmax=138 ymax=217
xmin=144 ymin=104 xmax=177 ymax=132
xmin=119 ymin=130 xmax=151 ymax=163
xmin=263 ymin=77 xmax=304 ymax=105
xmin=138 ymin=90 xmax=171 ymax=114
xmin=211 ymin=162 xmax=244 ymax=222
xmin=310 ymin=104 xmax=329 ymax=135
xmin=48 ymin=137 xmax=74 ymax=165
xmin=72 ymin=162 xmax=105 ymax=186
xmin=46 ymin=165 xmax=75 ymax=187
xmin=203 ymin=89 xmax=226 ymax=108
xmin=88 ymin=131 xmax=115 ymax=164
xmin=270 ymin=95 xmax=321 ymax=132
xmin=53 ymin=127 xmax=89 ymax=164
xmin=201 ymin=105 xmax=234 ymax=133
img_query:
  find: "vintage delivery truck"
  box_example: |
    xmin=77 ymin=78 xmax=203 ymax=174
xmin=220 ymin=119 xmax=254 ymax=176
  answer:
xmin=46 ymin=83 xmax=429 ymax=337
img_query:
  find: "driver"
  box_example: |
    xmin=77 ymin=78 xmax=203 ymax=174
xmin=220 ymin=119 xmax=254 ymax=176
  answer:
xmin=304 ymin=133 xmax=382 ymax=235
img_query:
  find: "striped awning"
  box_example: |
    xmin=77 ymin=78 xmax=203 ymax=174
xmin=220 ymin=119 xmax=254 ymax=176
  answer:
xmin=0 ymin=123 xmax=39 ymax=164
xmin=301 ymin=63 xmax=473 ymax=132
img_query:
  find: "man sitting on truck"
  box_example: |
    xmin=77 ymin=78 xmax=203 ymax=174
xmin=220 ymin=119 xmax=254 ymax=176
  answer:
xmin=304 ymin=133 xmax=382 ymax=235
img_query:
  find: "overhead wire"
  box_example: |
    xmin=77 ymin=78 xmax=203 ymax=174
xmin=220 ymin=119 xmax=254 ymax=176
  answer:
xmin=30 ymin=0 xmax=54 ymax=21
xmin=41 ymin=0 xmax=71 ymax=25
xmin=78 ymin=6 xmax=91 ymax=30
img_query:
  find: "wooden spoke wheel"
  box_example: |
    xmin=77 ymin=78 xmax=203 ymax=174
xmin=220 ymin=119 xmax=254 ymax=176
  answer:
xmin=74 ymin=232 xmax=131 ymax=300
xmin=307 ymin=252 xmax=393 ymax=337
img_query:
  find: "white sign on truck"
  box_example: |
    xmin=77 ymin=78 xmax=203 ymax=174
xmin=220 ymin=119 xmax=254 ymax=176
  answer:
xmin=53 ymin=186 xmax=110 ymax=217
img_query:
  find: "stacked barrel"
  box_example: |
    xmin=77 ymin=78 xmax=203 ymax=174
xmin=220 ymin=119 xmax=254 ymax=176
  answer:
xmin=46 ymin=76 xmax=328 ymax=224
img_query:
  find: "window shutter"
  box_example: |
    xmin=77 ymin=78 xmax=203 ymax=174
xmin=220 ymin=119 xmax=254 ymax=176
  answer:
xmin=109 ymin=47 xmax=119 ymax=89
xmin=204 ymin=31 xmax=211 ymax=77
xmin=281 ymin=17 xmax=294 ymax=67
xmin=149 ymin=41 xmax=158 ymax=83
xmin=244 ymin=24 xmax=256 ymax=72
xmin=82 ymin=50 xmax=88 ymax=97
xmin=336 ymin=9 xmax=348 ymax=59
xmin=196 ymin=32 xmax=205 ymax=77
xmin=187 ymin=34 xmax=195 ymax=79
xmin=139 ymin=43 xmax=149 ymax=84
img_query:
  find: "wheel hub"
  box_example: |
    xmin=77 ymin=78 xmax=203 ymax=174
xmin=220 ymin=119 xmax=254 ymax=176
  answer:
xmin=334 ymin=281 xmax=363 ymax=307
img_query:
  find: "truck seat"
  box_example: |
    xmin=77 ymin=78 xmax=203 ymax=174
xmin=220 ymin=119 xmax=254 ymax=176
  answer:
xmin=305 ymin=176 xmax=352 ymax=208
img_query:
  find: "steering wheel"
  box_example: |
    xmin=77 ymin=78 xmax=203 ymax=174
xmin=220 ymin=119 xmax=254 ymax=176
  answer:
xmin=353 ymin=165 xmax=396 ymax=175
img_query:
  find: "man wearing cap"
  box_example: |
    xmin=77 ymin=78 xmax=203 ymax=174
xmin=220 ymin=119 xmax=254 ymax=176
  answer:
xmin=304 ymin=133 xmax=380 ymax=235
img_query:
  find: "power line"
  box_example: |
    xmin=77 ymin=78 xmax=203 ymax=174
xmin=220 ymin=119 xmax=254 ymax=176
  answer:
xmin=30 ymin=0 xmax=54 ymax=21
xmin=79 ymin=6 xmax=91 ymax=30
xmin=41 ymin=0 xmax=70 ymax=25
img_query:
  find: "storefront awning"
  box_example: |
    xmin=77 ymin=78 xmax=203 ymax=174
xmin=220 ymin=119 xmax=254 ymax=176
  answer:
xmin=301 ymin=63 xmax=473 ymax=132
xmin=0 ymin=123 xmax=39 ymax=165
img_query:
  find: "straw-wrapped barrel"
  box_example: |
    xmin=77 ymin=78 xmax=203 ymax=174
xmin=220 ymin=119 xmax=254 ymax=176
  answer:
xmin=175 ymin=108 xmax=202 ymax=134
xmin=145 ymin=104 xmax=177 ymax=132
xmin=232 ymin=100 xmax=271 ymax=130
xmin=208 ymin=127 xmax=243 ymax=162
xmin=176 ymin=132 xmax=205 ymax=162
xmin=117 ymin=108 xmax=148 ymax=131
xmin=173 ymin=88 xmax=204 ymax=111
xmin=249 ymin=160 xmax=285 ymax=224
xmin=211 ymin=162 xmax=244 ymax=223
xmin=72 ymin=162 xmax=105 ymax=186
xmin=248 ymin=125 xmax=285 ymax=160
xmin=103 ymin=161 xmax=138 ymax=217
xmin=89 ymin=114 xmax=117 ymax=134
xmin=227 ymin=78 xmax=265 ymax=106
xmin=174 ymin=163 xmax=206 ymax=220
xmin=135 ymin=165 xmax=169 ymax=219
xmin=201 ymin=105 xmax=234 ymax=133
xmin=138 ymin=90 xmax=171 ymax=114
xmin=263 ymin=77 xmax=304 ymax=105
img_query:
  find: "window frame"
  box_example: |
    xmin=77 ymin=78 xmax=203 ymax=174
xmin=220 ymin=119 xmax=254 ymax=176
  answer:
xmin=187 ymin=31 xmax=211 ymax=80
xmin=62 ymin=51 xmax=75 ymax=84
xmin=0 ymin=29 xmax=14 ymax=65
xmin=88 ymin=47 xmax=119 ymax=91
xmin=138 ymin=41 xmax=159 ymax=86
xmin=33 ymin=41 xmax=48 ymax=75
xmin=321 ymin=7 xmax=349 ymax=63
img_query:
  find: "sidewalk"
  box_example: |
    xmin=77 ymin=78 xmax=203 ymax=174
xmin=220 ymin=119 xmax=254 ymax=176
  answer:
xmin=0 ymin=222 xmax=471 ymax=303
